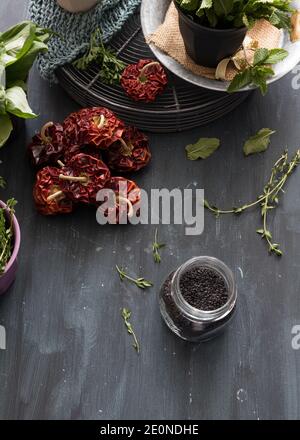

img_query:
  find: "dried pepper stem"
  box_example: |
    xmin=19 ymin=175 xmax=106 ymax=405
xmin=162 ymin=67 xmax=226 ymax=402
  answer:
xmin=94 ymin=114 xmax=106 ymax=129
xmin=46 ymin=190 xmax=64 ymax=202
xmin=59 ymin=174 xmax=88 ymax=183
xmin=139 ymin=61 xmax=161 ymax=82
xmin=118 ymin=137 xmax=134 ymax=156
xmin=40 ymin=121 xmax=54 ymax=143
xmin=57 ymin=160 xmax=65 ymax=168
xmin=117 ymin=196 xmax=134 ymax=218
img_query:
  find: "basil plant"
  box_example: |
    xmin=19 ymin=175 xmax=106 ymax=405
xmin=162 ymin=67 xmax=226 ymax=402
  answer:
xmin=0 ymin=21 xmax=51 ymax=147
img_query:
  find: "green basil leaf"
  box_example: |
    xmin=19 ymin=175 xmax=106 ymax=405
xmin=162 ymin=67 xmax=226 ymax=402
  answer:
xmin=6 ymin=38 xmax=48 ymax=83
xmin=5 ymin=86 xmax=37 ymax=119
xmin=0 ymin=114 xmax=13 ymax=147
xmin=0 ymin=21 xmax=36 ymax=67
xmin=243 ymin=128 xmax=276 ymax=156
xmin=0 ymin=85 xmax=6 ymax=114
xmin=186 ymin=137 xmax=220 ymax=160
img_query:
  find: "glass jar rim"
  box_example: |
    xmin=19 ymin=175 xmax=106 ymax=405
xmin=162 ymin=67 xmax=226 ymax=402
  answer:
xmin=171 ymin=256 xmax=237 ymax=321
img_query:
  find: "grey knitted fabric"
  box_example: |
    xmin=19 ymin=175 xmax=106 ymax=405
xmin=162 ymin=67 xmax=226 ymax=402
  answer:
xmin=28 ymin=0 xmax=141 ymax=82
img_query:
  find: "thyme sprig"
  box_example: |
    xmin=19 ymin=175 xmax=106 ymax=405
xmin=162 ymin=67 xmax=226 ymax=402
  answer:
xmin=152 ymin=228 xmax=165 ymax=264
xmin=205 ymin=149 xmax=300 ymax=256
xmin=0 ymin=197 xmax=17 ymax=273
xmin=121 ymin=308 xmax=140 ymax=354
xmin=116 ymin=265 xmax=153 ymax=289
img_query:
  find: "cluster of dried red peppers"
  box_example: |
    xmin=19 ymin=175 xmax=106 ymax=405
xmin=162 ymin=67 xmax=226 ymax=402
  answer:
xmin=29 ymin=106 xmax=152 ymax=220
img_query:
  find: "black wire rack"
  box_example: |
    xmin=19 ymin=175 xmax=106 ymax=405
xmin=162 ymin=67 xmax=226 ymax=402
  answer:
xmin=56 ymin=10 xmax=251 ymax=133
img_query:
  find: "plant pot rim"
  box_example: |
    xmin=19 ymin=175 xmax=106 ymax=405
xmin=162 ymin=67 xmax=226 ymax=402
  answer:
xmin=0 ymin=200 xmax=21 ymax=275
xmin=174 ymin=0 xmax=247 ymax=34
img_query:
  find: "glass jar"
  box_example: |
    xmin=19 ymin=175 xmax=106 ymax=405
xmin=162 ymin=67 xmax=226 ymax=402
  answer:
xmin=159 ymin=256 xmax=237 ymax=342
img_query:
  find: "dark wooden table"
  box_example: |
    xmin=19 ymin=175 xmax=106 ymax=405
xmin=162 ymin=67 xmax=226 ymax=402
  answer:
xmin=1 ymin=0 xmax=300 ymax=421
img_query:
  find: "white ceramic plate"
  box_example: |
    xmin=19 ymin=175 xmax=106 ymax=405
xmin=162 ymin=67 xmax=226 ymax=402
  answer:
xmin=141 ymin=0 xmax=300 ymax=92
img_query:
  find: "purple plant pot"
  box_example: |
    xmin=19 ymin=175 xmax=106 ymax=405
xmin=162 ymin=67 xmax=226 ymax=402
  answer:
xmin=0 ymin=200 xmax=21 ymax=295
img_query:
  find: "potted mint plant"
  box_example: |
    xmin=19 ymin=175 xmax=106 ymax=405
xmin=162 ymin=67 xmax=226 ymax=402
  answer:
xmin=0 ymin=21 xmax=51 ymax=147
xmin=174 ymin=0 xmax=294 ymax=67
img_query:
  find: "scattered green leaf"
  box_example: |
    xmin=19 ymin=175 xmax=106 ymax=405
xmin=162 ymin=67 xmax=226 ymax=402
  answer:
xmin=243 ymin=128 xmax=275 ymax=156
xmin=186 ymin=137 xmax=220 ymax=160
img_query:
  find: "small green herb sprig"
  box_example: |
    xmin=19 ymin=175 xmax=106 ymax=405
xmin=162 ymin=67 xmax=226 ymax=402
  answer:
xmin=227 ymin=48 xmax=288 ymax=95
xmin=152 ymin=228 xmax=165 ymax=263
xmin=73 ymin=29 xmax=126 ymax=85
xmin=121 ymin=308 xmax=140 ymax=354
xmin=205 ymin=149 xmax=300 ymax=256
xmin=116 ymin=265 xmax=153 ymax=289
xmin=0 ymin=196 xmax=17 ymax=273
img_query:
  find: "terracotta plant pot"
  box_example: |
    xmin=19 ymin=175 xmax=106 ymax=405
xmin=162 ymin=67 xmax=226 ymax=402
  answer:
xmin=0 ymin=201 xmax=21 ymax=295
xmin=174 ymin=1 xmax=247 ymax=68
xmin=57 ymin=0 xmax=99 ymax=13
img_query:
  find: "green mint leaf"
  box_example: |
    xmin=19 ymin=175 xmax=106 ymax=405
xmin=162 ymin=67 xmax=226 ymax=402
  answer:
xmin=244 ymin=128 xmax=275 ymax=156
xmin=227 ymin=68 xmax=252 ymax=93
xmin=177 ymin=0 xmax=200 ymax=12
xmin=253 ymin=48 xmax=269 ymax=66
xmin=263 ymin=48 xmax=289 ymax=64
xmin=251 ymin=65 xmax=275 ymax=95
xmin=200 ymin=0 xmax=212 ymax=9
xmin=186 ymin=137 xmax=220 ymax=160
xmin=205 ymin=8 xmax=218 ymax=27
xmin=213 ymin=0 xmax=234 ymax=16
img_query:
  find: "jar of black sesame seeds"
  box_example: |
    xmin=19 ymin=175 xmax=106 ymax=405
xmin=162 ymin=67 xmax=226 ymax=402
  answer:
xmin=159 ymin=256 xmax=237 ymax=342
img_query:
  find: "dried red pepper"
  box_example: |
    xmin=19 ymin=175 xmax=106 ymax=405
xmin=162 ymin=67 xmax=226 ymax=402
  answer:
xmin=99 ymin=177 xmax=141 ymax=223
xmin=63 ymin=107 xmax=125 ymax=149
xmin=28 ymin=122 xmax=66 ymax=167
xmin=121 ymin=59 xmax=168 ymax=102
xmin=33 ymin=166 xmax=73 ymax=216
xmin=59 ymin=153 xmax=111 ymax=204
xmin=63 ymin=144 xmax=102 ymax=163
xmin=103 ymin=126 xmax=151 ymax=173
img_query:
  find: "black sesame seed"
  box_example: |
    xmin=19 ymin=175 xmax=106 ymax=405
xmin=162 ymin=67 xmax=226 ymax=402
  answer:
xmin=179 ymin=267 xmax=228 ymax=311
